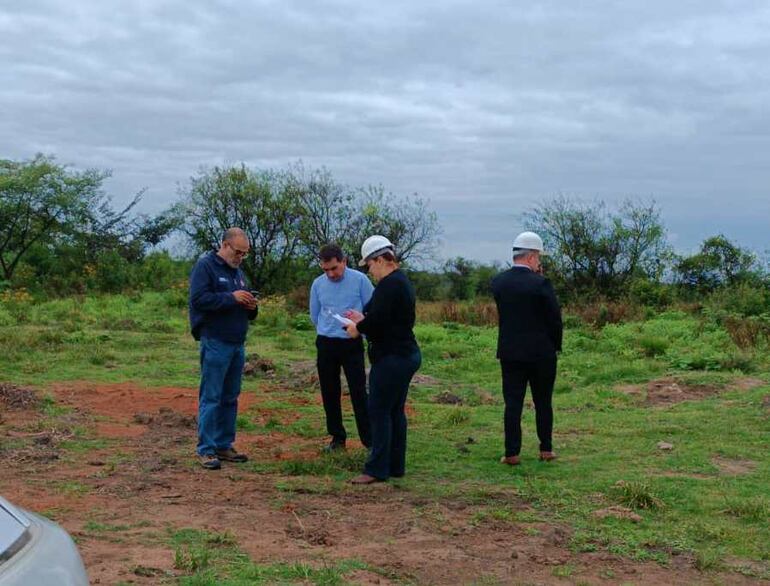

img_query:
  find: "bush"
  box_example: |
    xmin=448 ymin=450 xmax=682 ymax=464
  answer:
xmin=285 ymin=285 xmax=310 ymax=313
xmin=706 ymin=283 xmax=770 ymax=317
xmin=565 ymin=300 xmax=644 ymax=327
xmin=628 ymin=278 xmax=673 ymax=308
xmin=721 ymin=314 xmax=770 ymax=349
xmin=638 ymin=335 xmax=668 ymax=357
xmin=291 ymin=314 xmax=314 ymax=331
xmin=0 ymin=306 xmax=15 ymax=327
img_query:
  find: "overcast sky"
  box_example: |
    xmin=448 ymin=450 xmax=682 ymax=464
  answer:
xmin=2 ymin=0 xmax=769 ymax=262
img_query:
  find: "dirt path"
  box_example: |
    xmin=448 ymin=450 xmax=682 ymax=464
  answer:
xmin=0 ymin=382 xmax=762 ymax=585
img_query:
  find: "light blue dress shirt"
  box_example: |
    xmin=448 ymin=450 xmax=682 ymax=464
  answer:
xmin=309 ymin=268 xmax=374 ymax=338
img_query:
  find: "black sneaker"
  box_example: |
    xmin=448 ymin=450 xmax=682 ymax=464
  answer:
xmin=323 ymin=439 xmax=346 ymax=453
xmin=198 ymin=454 xmax=221 ymax=470
xmin=215 ymin=447 xmax=249 ymax=463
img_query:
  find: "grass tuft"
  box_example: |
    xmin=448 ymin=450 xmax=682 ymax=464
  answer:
xmin=611 ymin=480 xmax=663 ymax=510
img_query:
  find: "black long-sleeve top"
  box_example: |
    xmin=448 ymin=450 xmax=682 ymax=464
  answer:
xmin=356 ymin=269 xmax=419 ymax=363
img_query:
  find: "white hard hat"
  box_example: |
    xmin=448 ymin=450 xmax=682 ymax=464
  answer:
xmin=512 ymin=231 xmax=545 ymax=253
xmin=359 ymin=235 xmax=395 ymax=266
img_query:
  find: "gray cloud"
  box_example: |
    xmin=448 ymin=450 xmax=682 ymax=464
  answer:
xmin=1 ymin=0 xmax=769 ymax=262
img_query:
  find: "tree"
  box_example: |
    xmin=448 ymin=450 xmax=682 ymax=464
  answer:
xmin=289 ymin=163 xmax=441 ymax=266
xmin=675 ymin=235 xmax=758 ymax=291
xmin=172 ymin=165 xmax=304 ymax=291
xmin=173 ymin=163 xmax=443 ymax=291
xmin=0 ymin=155 xmax=106 ymax=281
xmin=524 ymin=196 xmax=669 ymax=298
xmin=345 ymin=185 xmax=440 ymax=267
xmin=443 ymin=257 xmax=478 ymax=300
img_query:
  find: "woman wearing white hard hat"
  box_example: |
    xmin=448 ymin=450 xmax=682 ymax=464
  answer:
xmin=342 ymin=235 xmax=421 ymax=484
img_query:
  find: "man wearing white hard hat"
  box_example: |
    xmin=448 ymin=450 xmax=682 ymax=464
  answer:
xmin=491 ymin=231 xmax=563 ymax=466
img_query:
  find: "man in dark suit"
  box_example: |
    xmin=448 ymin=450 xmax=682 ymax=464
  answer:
xmin=491 ymin=231 xmax=563 ymax=466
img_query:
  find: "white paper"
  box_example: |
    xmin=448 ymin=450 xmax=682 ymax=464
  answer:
xmin=332 ymin=313 xmax=354 ymax=326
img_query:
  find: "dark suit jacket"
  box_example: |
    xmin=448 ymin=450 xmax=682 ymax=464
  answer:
xmin=491 ymin=266 xmax=563 ymax=362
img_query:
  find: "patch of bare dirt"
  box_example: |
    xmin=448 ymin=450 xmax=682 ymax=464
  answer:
xmin=617 ymin=377 xmax=764 ymax=406
xmin=279 ymin=360 xmax=319 ymax=392
xmin=411 ymin=373 xmax=440 ymax=386
xmin=0 ymin=382 xmax=40 ymax=410
xmin=733 ymin=377 xmax=766 ymax=391
xmin=592 ymin=506 xmax=643 ymax=523
xmin=0 ymin=380 xmax=763 ymax=586
xmin=712 ymin=456 xmax=757 ymax=476
xmin=433 ymin=391 xmax=463 ymax=405
xmin=242 ymin=354 xmax=276 ymax=377
xmin=133 ymin=407 xmax=197 ymax=428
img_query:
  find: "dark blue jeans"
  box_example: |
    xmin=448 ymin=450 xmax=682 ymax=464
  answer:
xmin=364 ymin=349 xmax=421 ymax=480
xmin=197 ymin=336 xmax=245 ymax=456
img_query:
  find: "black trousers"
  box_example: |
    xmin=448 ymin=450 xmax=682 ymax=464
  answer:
xmin=500 ymin=355 xmax=557 ymax=456
xmin=316 ymin=336 xmax=371 ymax=447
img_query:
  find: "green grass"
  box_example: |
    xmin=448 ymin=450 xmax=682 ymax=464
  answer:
xmin=170 ymin=528 xmax=384 ymax=585
xmin=1 ymin=291 xmax=769 ymax=577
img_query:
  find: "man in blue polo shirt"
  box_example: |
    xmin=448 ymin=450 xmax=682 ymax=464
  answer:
xmin=309 ymin=244 xmax=374 ymax=451
xmin=189 ymin=228 xmax=258 ymax=470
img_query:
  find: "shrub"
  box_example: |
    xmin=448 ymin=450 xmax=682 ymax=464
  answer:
xmin=285 ymin=285 xmax=310 ymax=313
xmin=706 ymin=283 xmax=770 ymax=317
xmin=722 ymin=314 xmax=770 ymax=349
xmin=717 ymin=351 xmax=755 ymax=372
xmin=628 ymin=278 xmax=674 ymax=308
xmin=0 ymin=306 xmax=15 ymax=327
xmin=638 ymin=335 xmax=669 ymax=357
xmin=291 ymin=314 xmax=314 ymax=331
xmin=564 ymin=300 xmax=644 ymax=327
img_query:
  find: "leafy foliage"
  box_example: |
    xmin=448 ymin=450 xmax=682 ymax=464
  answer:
xmin=171 ymin=163 xmax=441 ymax=293
xmin=676 ymin=235 xmax=760 ymax=292
xmin=524 ymin=196 xmax=670 ymax=299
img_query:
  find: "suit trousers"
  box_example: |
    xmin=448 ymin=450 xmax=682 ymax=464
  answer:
xmin=500 ymin=355 xmax=557 ymax=456
xmin=316 ymin=336 xmax=371 ymax=446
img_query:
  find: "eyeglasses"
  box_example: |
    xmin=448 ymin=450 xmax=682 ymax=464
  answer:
xmin=227 ymin=242 xmax=250 ymax=257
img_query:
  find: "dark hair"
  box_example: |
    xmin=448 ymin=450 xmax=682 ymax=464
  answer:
xmin=319 ymin=243 xmax=345 ymax=263
xmin=378 ymin=250 xmax=397 ymax=263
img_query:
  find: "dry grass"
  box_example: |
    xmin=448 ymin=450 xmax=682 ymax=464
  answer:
xmin=722 ymin=315 xmax=770 ymax=349
xmin=417 ymin=300 xmax=498 ymax=326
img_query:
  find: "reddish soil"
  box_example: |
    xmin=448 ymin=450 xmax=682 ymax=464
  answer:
xmin=0 ymin=381 xmax=764 ymax=585
xmin=617 ymin=377 xmax=765 ymax=406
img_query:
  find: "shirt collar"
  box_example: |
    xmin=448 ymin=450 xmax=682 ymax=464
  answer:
xmin=512 ymin=263 xmax=532 ymax=271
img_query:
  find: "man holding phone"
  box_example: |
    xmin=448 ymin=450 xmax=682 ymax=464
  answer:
xmin=189 ymin=228 xmax=259 ymax=470
xmin=309 ymin=244 xmax=374 ymax=451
